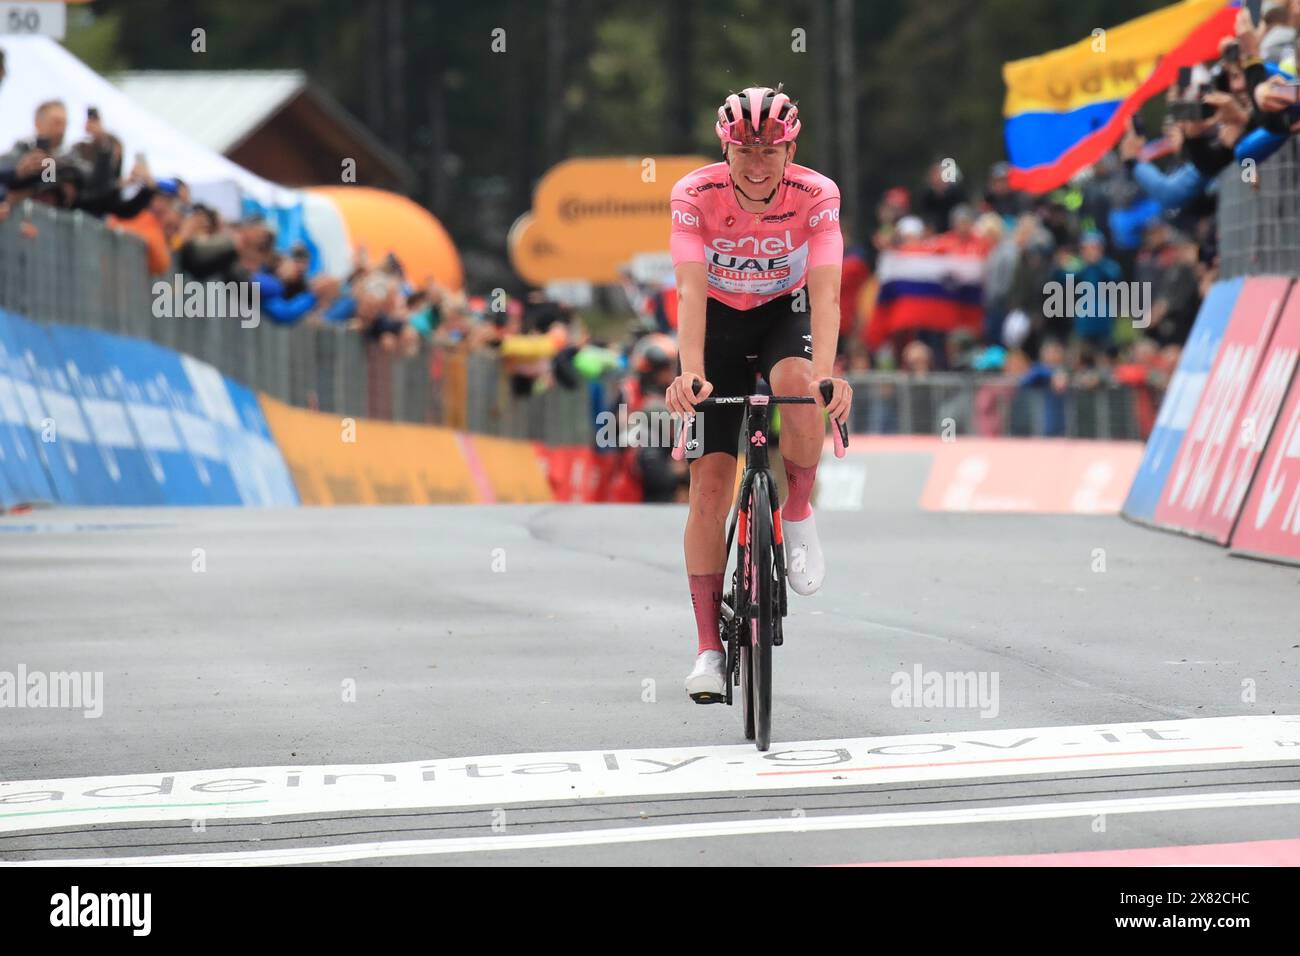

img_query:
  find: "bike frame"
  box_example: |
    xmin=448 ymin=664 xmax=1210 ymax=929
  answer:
xmin=719 ymin=396 xmax=787 ymax=688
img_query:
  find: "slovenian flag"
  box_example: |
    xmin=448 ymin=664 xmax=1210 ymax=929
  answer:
xmin=873 ymin=237 xmax=988 ymax=342
xmin=1003 ymin=0 xmax=1239 ymax=194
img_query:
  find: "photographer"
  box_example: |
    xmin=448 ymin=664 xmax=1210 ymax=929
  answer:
xmin=0 ymin=100 xmax=68 ymax=198
xmin=619 ymin=333 xmax=689 ymax=503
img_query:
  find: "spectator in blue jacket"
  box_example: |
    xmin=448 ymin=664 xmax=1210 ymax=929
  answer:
xmin=253 ymin=242 xmax=339 ymax=326
xmin=1016 ymin=338 xmax=1069 ymax=437
xmin=1051 ymin=230 xmax=1124 ymax=349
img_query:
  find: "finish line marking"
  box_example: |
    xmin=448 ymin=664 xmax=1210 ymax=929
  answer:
xmin=1 ymin=715 xmax=1297 ymax=837
xmin=8 ymin=789 xmax=1300 ymax=866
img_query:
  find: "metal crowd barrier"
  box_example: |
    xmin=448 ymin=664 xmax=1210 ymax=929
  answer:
xmin=0 ymin=201 xmax=594 ymax=442
xmin=0 ymin=204 xmax=153 ymax=329
xmin=1217 ymin=136 xmax=1300 ymax=280
xmin=843 ymin=371 xmax=1154 ymax=440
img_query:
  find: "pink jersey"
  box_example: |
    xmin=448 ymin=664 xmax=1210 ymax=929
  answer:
xmin=669 ymin=162 xmax=843 ymax=310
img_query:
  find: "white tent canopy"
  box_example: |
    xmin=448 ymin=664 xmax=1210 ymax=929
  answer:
xmin=0 ymin=35 xmax=300 ymax=219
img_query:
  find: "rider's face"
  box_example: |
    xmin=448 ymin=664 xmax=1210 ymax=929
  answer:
xmin=728 ymin=143 xmax=790 ymax=194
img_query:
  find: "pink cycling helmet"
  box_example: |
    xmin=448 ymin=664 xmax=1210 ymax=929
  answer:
xmin=715 ymin=84 xmax=801 ymax=151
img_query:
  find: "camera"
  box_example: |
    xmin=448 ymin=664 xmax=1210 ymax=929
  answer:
xmin=1169 ymin=101 xmax=1214 ymax=121
xmin=1169 ymin=84 xmax=1215 ymax=122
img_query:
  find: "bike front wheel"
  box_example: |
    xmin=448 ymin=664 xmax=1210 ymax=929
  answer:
xmin=746 ymin=475 xmax=775 ymax=751
xmin=738 ymin=619 xmax=756 ymax=741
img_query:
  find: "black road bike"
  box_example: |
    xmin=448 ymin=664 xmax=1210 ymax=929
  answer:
xmin=674 ymin=380 xmax=848 ymax=751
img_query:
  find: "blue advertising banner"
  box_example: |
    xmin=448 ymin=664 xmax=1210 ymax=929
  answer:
xmin=221 ymin=376 xmax=299 ymax=506
xmin=0 ymin=311 xmax=298 ymax=509
xmin=0 ymin=312 xmax=57 ymax=509
xmin=40 ymin=324 xmax=166 ymax=506
xmin=0 ymin=312 xmax=88 ymax=505
xmin=1123 ymin=277 xmax=1244 ymax=523
xmin=173 ymin=351 xmax=299 ymax=506
xmin=75 ymin=328 xmax=244 ymax=506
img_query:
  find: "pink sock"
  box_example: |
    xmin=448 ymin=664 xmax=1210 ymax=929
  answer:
xmin=689 ymin=573 xmax=724 ymax=654
xmin=783 ymin=459 xmax=817 ymax=521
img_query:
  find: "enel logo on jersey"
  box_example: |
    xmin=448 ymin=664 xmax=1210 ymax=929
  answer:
xmin=708 ymin=230 xmax=794 ymax=257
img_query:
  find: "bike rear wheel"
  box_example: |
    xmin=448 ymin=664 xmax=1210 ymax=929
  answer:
xmin=746 ymin=476 xmax=775 ymax=751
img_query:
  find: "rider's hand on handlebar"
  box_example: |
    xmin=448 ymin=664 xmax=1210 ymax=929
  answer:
xmin=666 ymin=372 xmax=712 ymax=417
xmin=814 ymin=376 xmax=853 ymax=423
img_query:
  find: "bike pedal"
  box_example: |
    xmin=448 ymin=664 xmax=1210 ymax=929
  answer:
xmin=690 ymin=692 xmax=725 ymax=705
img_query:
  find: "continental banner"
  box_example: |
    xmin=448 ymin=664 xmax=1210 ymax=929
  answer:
xmin=259 ymin=395 xmax=553 ymax=505
xmin=510 ymin=155 xmax=711 ymax=284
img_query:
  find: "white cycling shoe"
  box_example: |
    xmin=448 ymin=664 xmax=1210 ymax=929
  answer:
xmin=783 ymin=510 xmax=825 ymax=595
xmin=685 ymin=649 xmax=726 ymax=704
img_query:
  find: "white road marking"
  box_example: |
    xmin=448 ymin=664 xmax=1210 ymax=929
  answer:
xmin=8 ymin=788 xmax=1300 ymax=867
xmin=1 ymin=715 xmax=1297 ymax=836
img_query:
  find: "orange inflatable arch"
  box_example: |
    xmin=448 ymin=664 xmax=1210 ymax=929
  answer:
xmin=308 ymin=186 xmax=464 ymax=290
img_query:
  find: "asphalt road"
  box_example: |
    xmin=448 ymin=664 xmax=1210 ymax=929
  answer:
xmin=1 ymin=502 xmax=1298 ymax=865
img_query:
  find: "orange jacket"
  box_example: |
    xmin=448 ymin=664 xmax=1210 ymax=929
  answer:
xmin=109 ymin=209 xmax=171 ymax=276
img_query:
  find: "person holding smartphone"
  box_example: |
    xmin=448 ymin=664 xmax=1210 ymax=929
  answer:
xmin=69 ymin=106 xmax=142 ymax=218
xmin=0 ymin=100 xmax=68 ymax=198
xmin=1229 ymin=4 xmax=1300 ymax=162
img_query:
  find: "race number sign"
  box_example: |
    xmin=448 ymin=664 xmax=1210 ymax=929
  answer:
xmin=0 ymin=3 xmax=66 ymax=39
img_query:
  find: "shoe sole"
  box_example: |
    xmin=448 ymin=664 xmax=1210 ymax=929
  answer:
xmin=689 ymin=690 xmax=725 ymax=704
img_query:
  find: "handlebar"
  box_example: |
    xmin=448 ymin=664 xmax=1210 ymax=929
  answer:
xmin=671 ymin=379 xmax=850 ymax=460
xmin=819 ymin=380 xmax=849 ymax=459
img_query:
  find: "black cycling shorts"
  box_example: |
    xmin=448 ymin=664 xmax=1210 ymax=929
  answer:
xmin=687 ymin=291 xmax=813 ymax=458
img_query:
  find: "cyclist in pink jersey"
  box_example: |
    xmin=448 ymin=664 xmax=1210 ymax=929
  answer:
xmin=665 ymin=84 xmax=853 ymax=703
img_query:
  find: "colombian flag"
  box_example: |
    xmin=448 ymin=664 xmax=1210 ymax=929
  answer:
xmin=1003 ymin=0 xmax=1239 ymax=194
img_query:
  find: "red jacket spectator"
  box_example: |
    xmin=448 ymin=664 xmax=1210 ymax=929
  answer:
xmin=840 ymin=246 xmax=870 ymax=340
